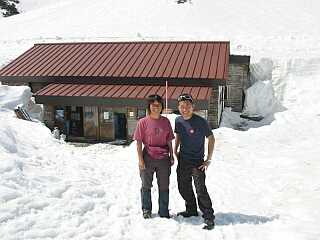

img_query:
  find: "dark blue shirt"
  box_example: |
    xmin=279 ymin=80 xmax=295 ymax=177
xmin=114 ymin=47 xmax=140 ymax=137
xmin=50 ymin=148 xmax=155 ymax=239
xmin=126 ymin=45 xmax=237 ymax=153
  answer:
xmin=175 ymin=114 xmax=213 ymax=166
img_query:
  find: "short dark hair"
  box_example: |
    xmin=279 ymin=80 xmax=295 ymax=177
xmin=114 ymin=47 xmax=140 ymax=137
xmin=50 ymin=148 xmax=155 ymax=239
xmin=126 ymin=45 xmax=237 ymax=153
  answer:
xmin=146 ymin=94 xmax=164 ymax=114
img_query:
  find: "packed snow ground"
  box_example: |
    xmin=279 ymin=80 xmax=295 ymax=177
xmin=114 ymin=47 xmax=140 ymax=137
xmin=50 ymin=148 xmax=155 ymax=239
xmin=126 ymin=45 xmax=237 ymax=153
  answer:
xmin=1 ymin=0 xmax=320 ymax=239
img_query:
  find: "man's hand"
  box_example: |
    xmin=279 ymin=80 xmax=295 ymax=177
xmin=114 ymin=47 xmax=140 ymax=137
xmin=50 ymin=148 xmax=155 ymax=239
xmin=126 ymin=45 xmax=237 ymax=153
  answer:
xmin=198 ymin=160 xmax=211 ymax=171
xmin=139 ymin=159 xmax=145 ymax=170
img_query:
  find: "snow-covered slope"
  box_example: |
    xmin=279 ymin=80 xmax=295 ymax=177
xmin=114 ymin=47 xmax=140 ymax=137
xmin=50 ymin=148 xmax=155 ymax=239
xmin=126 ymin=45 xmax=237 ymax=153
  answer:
xmin=1 ymin=0 xmax=320 ymax=239
xmin=17 ymin=0 xmax=68 ymax=13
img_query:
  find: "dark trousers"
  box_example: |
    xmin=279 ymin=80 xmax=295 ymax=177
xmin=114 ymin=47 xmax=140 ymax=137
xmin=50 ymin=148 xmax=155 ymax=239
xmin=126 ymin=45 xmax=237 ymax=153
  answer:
xmin=177 ymin=163 xmax=215 ymax=221
xmin=140 ymin=151 xmax=171 ymax=217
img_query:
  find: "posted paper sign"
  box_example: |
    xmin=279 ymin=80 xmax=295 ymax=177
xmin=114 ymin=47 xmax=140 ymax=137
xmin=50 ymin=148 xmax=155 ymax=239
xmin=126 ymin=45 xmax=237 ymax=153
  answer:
xmin=104 ymin=112 xmax=110 ymax=120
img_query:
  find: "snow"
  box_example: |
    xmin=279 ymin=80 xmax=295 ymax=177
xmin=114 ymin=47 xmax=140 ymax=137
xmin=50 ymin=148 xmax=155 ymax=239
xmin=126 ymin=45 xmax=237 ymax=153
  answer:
xmin=242 ymin=80 xmax=277 ymax=118
xmin=0 ymin=85 xmax=31 ymax=110
xmin=1 ymin=0 xmax=320 ymax=239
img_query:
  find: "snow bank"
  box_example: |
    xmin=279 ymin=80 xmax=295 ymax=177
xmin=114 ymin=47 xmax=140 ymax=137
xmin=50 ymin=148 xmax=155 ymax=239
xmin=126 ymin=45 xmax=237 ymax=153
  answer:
xmin=242 ymin=80 xmax=276 ymax=118
xmin=0 ymin=84 xmax=43 ymax=120
xmin=0 ymin=84 xmax=31 ymax=110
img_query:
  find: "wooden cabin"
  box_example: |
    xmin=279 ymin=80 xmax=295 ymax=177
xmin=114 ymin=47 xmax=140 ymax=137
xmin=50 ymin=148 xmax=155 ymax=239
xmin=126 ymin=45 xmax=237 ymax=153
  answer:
xmin=0 ymin=41 xmax=250 ymax=142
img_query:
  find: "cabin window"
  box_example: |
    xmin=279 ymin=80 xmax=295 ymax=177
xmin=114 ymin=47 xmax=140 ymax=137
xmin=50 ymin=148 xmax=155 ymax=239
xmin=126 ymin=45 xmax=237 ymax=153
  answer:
xmin=55 ymin=107 xmax=64 ymax=121
xmin=103 ymin=111 xmax=112 ymax=120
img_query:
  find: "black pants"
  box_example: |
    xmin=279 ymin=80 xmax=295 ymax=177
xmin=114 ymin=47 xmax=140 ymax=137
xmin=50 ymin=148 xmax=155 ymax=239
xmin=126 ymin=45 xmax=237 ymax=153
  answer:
xmin=177 ymin=163 xmax=214 ymax=221
xmin=140 ymin=151 xmax=171 ymax=217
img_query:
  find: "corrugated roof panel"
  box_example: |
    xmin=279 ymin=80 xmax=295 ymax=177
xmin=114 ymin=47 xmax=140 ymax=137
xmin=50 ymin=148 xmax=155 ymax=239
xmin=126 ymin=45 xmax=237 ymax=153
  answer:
xmin=152 ymin=85 xmax=162 ymax=94
xmin=5 ymin=45 xmax=45 ymax=76
xmin=31 ymin=45 xmax=69 ymax=76
xmin=112 ymin=85 xmax=129 ymax=98
xmin=208 ymin=43 xmax=220 ymax=79
xmin=198 ymin=87 xmax=209 ymax=100
xmin=113 ymin=43 xmax=141 ymax=77
xmin=0 ymin=45 xmax=40 ymax=75
xmin=58 ymin=44 xmax=92 ymax=76
xmin=64 ymin=44 xmax=98 ymax=76
xmin=126 ymin=44 xmax=153 ymax=77
xmin=118 ymin=44 xmax=145 ymax=77
xmin=103 ymin=85 xmax=120 ymax=97
xmin=136 ymin=85 xmax=152 ymax=99
xmin=193 ymin=43 xmax=208 ymax=78
xmin=88 ymin=85 xmax=105 ymax=97
xmin=52 ymin=44 xmax=85 ymax=76
xmin=166 ymin=86 xmax=176 ymax=99
xmin=66 ymin=44 xmax=100 ymax=76
xmin=1 ymin=41 xmax=230 ymax=81
xmin=156 ymin=86 xmax=166 ymax=98
xmin=177 ymin=43 xmax=195 ymax=78
xmin=85 ymin=43 xmax=116 ymax=76
xmin=46 ymin=83 xmax=67 ymax=96
xmin=128 ymin=85 xmax=143 ymax=98
xmin=170 ymin=43 xmax=189 ymax=78
xmin=35 ymin=45 xmax=71 ymax=76
xmin=119 ymin=85 xmax=136 ymax=98
xmin=34 ymin=84 xmax=212 ymax=102
xmin=63 ymin=84 xmax=83 ymax=96
xmin=182 ymin=86 xmax=192 ymax=94
xmin=185 ymin=43 xmax=201 ymax=78
xmin=171 ymin=86 xmax=184 ymax=99
xmin=155 ymin=43 xmax=177 ymax=78
xmin=216 ymin=43 xmax=228 ymax=80
xmin=63 ymin=84 xmax=82 ymax=96
xmin=56 ymin=84 xmax=72 ymax=96
xmin=53 ymin=84 xmax=74 ymax=96
xmin=36 ymin=83 xmax=56 ymax=95
xmin=17 ymin=44 xmax=58 ymax=76
xmin=200 ymin=43 xmax=214 ymax=78
xmin=162 ymin=43 xmax=183 ymax=78
xmin=82 ymin=84 xmax=101 ymax=96
xmin=147 ymin=43 xmax=170 ymax=77
xmin=191 ymin=86 xmax=201 ymax=99
xmin=96 ymin=85 xmax=114 ymax=97
xmin=73 ymin=44 xmax=106 ymax=76
xmin=133 ymin=43 xmax=159 ymax=77
xmin=41 ymin=44 xmax=80 ymax=76
xmin=139 ymin=43 xmax=163 ymax=78
xmin=103 ymin=43 xmax=133 ymax=77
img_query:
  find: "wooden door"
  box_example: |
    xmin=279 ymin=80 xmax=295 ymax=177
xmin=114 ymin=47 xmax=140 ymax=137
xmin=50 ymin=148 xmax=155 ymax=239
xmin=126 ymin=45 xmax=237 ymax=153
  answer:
xmin=99 ymin=107 xmax=114 ymax=141
xmin=84 ymin=106 xmax=99 ymax=140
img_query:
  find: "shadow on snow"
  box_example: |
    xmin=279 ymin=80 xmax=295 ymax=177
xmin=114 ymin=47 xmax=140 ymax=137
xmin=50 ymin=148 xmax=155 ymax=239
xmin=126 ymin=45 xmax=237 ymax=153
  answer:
xmin=172 ymin=212 xmax=279 ymax=226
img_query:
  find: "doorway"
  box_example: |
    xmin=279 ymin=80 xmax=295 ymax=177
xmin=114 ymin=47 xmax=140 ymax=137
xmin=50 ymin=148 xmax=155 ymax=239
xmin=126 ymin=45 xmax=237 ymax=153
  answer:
xmin=67 ymin=106 xmax=84 ymax=137
xmin=114 ymin=113 xmax=127 ymax=139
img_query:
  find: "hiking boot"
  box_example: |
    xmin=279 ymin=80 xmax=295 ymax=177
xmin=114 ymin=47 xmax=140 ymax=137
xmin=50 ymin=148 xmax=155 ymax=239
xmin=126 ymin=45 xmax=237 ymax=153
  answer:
xmin=158 ymin=210 xmax=170 ymax=218
xmin=142 ymin=209 xmax=152 ymax=219
xmin=203 ymin=219 xmax=215 ymax=230
xmin=177 ymin=210 xmax=198 ymax=218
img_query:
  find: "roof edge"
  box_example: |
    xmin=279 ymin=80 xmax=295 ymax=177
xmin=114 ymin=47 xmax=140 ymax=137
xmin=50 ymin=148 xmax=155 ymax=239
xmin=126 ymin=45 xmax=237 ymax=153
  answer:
xmin=34 ymin=40 xmax=231 ymax=46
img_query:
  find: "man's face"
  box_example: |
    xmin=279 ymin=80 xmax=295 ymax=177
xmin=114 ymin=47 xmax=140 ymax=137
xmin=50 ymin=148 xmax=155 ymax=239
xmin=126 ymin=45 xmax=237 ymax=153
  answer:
xmin=178 ymin=100 xmax=193 ymax=119
xmin=150 ymin=100 xmax=162 ymax=115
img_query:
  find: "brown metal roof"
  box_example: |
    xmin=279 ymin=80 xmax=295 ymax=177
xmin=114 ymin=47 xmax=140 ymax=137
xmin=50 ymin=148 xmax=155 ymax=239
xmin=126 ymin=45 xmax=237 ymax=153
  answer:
xmin=34 ymin=83 xmax=211 ymax=100
xmin=0 ymin=41 xmax=229 ymax=81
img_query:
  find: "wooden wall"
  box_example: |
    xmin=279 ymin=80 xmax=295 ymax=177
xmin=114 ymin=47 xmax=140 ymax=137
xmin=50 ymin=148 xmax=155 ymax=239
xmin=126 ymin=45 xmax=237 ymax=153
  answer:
xmin=225 ymin=63 xmax=250 ymax=112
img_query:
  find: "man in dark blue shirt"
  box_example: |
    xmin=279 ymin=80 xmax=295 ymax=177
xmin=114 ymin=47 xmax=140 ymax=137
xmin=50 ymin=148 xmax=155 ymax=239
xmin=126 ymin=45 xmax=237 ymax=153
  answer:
xmin=174 ymin=93 xmax=215 ymax=230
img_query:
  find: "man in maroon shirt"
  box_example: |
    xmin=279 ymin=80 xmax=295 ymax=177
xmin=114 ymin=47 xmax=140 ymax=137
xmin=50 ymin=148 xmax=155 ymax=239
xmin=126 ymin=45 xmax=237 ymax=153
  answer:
xmin=134 ymin=94 xmax=175 ymax=219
